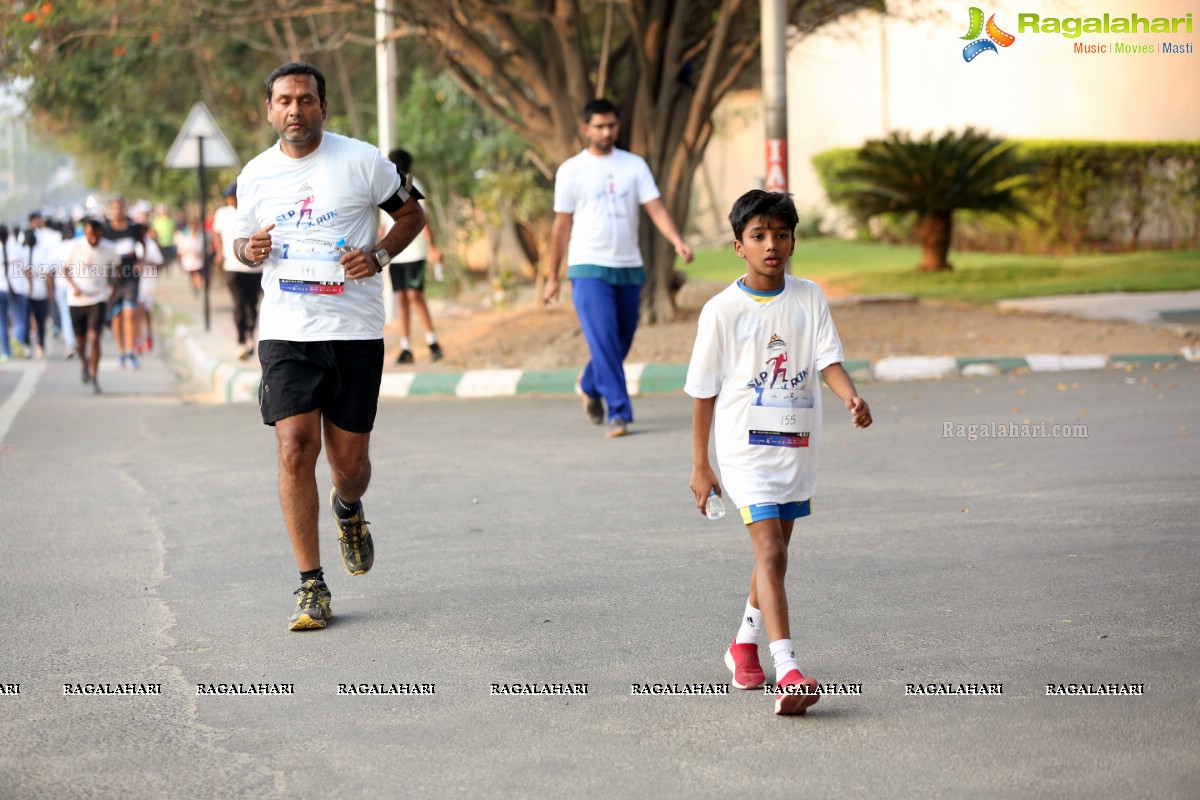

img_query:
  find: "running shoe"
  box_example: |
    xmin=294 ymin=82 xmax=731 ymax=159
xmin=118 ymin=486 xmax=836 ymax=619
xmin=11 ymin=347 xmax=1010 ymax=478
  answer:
xmin=81 ymin=362 xmax=90 ymax=384
xmin=288 ymin=578 xmax=333 ymax=631
xmin=774 ymin=669 xmax=820 ymax=716
xmin=606 ymin=418 xmax=628 ymax=438
xmin=329 ymin=488 xmax=374 ymax=575
xmin=396 ymin=349 xmax=414 ymax=364
xmin=429 ymin=342 xmax=444 ymax=362
xmin=128 ymin=353 xmax=140 ymax=369
xmin=725 ymin=643 xmax=766 ymax=690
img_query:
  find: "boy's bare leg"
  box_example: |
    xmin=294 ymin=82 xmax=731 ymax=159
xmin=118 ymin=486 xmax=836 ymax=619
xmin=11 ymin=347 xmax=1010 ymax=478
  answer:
xmin=396 ymin=291 xmax=412 ymax=341
xmin=747 ymin=518 xmax=796 ymax=640
xmin=408 ymin=289 xmax=435 ymax=336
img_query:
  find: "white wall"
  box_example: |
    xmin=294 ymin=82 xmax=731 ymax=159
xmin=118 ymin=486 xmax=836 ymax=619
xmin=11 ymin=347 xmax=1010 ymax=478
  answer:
xmin=696 ymin=0 xmax=1200 ymax=237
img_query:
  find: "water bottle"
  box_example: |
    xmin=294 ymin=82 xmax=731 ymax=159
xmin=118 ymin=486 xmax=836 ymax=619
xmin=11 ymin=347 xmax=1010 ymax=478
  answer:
xmin=335 ymin=239 xmax=360 ymax=285
xmin=705 ymin=489 xmax=725 ymax=520
xmin=433 ymin=260 xmax=445 ymax=282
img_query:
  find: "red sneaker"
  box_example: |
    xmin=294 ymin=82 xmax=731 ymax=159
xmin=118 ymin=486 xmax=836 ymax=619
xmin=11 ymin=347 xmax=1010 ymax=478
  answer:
xmin=724 ymin=643 xmax=766 ymax=690
xmin=774 ymin=669 xmax=820 ymax=716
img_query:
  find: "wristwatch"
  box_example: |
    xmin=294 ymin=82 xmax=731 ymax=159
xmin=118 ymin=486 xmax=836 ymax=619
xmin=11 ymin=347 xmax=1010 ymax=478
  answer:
xmin=372 ymin=248 xmax=391 ymax=273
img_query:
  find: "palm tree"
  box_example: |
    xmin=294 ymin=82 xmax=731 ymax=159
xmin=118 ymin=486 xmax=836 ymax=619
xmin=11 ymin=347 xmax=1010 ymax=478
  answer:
xmin=832 ymin=128 xmax=1033 ymax=271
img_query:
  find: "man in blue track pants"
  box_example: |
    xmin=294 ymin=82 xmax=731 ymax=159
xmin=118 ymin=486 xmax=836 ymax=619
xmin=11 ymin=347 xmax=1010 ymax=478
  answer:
xmin=543 ymin=99 xmax=693 ymax=438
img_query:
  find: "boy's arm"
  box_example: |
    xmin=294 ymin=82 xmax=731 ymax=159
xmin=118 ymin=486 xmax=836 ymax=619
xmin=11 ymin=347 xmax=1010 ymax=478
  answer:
xmin=689 ymin=396 xmax=721 ymax=514
xmin=820 ymin=362 xmax=873 ymax=428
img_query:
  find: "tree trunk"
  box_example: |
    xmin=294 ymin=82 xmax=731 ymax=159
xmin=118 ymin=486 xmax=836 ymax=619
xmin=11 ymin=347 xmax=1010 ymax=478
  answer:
xmin=915 ymin=212 xmax=953 ymax=271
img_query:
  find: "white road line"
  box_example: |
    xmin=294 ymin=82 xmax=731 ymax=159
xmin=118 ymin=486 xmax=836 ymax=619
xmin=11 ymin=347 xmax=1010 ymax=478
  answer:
xmin=0 ymin=361 xmax=47 ymax=442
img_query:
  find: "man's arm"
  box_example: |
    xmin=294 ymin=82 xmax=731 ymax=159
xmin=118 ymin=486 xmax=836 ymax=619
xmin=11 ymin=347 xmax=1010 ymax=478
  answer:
xmin=642 ymin=198 xmax=694 ymax=264
xmin=369 ymin=198 xmax=425 ymax=273
xmin=820 ymin=363 xmax=872 ymax=429
xmin=542 ymin=211 xmax=574 ymax=306
xmin=689 ymin=395 xmax=721 ymax=515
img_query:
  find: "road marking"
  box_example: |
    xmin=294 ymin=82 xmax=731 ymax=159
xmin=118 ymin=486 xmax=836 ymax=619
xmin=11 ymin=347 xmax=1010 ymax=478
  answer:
xmin=0 ymin=361 xmax=47 ymax=443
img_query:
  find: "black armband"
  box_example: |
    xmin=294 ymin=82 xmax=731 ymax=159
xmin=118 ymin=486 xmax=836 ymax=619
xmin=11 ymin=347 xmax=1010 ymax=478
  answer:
xmin=378 ymin=171 xmax=424 ymax=213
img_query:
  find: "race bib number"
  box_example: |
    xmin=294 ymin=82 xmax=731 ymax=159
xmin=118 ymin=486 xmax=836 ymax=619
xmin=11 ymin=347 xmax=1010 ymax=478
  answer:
xmin=273 ymin=239 xmax=345 ymax=295
xmin=748 ymin=388 xmax=814 ymax=448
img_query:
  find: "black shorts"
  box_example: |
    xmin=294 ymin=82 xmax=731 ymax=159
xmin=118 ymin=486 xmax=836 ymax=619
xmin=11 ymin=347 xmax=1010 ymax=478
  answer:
xmin=389 ymin=260 xmax=426 ymax=293
xmin=112 ymin=277 xmax=139 ymax=311
xmin=70 ymin=302 xmax=107 ymax=337
xmin=258 ymin=339 xmax=385 ymax=433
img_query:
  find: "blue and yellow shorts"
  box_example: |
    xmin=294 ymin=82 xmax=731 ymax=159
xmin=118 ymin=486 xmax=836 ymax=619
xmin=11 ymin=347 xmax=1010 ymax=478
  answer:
xmin=739 ymin=499 xmax=812 ymax=525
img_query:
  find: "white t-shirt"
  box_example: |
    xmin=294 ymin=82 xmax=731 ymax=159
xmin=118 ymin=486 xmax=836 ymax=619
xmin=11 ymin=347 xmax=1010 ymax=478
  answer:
xmin=684 ymin=275 xmax=845 ymax=508
xmin=63 ymin=239 xmax=119 ymax=307
xmin=27 ymin=227 xmax=62 ymax=301
xmin=394 ymin=178 xmax=428 ymax=263
xmin=212 ymin=204 xmax=255 ymax=274
xmin=553 ymin=149 xmax=660 ymax=268
xmin=4 ymin=234 xmax=25 ymax=295
xmin=234 ymin=132 xmax=407 ymax=341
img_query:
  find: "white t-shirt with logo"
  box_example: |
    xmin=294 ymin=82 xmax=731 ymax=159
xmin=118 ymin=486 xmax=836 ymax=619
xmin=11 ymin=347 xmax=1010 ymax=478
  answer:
xmin=63 ymin=239 xmax=119 ymax=307
xmin=233 ymin=132 xmax=407 ymax=342
xmin=553 ymin=149 xmax=661 ymax=268
xmin=684 ymin=275 xmax=845 ymax=508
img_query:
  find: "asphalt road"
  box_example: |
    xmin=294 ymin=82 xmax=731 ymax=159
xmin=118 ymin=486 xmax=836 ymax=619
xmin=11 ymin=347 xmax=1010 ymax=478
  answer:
xmin=1 ymin=350 xmax=1197 ymax=799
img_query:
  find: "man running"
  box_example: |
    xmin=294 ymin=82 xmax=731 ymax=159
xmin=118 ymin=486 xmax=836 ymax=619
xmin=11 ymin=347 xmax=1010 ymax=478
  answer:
xmin=231 ymin=61 xmax=425 ymax=631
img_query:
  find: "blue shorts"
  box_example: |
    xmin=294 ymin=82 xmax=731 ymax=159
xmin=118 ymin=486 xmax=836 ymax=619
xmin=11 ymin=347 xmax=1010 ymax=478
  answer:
xmin=739 ymin=499 xmax=812 ymax=524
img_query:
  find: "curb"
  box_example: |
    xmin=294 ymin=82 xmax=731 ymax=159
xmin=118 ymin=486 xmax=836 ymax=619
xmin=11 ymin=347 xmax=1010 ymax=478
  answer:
xmin=168 ymin=329 xmax=1195 ymax=403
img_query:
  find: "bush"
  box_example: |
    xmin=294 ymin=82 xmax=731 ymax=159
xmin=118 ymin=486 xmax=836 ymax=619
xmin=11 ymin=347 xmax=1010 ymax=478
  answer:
xmin=814 ymin=140 xmax=1200 ymax=253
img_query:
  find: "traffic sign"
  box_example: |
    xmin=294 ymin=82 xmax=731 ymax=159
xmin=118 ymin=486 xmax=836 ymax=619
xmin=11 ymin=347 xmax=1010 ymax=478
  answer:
xmin=164 ymin=102 xmax=239 ymax=169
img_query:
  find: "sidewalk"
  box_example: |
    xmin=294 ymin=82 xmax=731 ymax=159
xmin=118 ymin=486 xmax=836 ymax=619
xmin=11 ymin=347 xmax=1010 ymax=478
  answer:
xmin=157 ymin=267 xmax=1198 ymax=404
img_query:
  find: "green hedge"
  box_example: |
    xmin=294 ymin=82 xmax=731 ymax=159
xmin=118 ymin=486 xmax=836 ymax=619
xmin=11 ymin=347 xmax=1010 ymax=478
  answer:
xmin=814 ymin=140 xmax=1200 ymax=253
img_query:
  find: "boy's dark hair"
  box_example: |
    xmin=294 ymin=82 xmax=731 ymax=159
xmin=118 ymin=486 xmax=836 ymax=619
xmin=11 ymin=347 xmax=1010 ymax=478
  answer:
xmin=81 ymin=218 xmax=104 ymax=233
xmin=728 ymin=190 xmax=799 ymax=241
xmin=388 ymin=148 xmax=413 ymax=174
xmin=581 ymin=98 xmax=619 ymax=123
xmin=266 ymin=61 xmax=326 ymax=105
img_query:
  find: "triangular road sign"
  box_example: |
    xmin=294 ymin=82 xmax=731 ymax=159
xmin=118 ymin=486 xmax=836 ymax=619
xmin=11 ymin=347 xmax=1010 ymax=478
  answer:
xmin=165 ymin=102 xmax=240 ymax=169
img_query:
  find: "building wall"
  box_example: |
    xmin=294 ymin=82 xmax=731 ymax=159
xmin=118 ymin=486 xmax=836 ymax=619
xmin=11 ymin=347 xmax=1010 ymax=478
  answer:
xmin=694 ymin=0 xmax=1200 ymax=238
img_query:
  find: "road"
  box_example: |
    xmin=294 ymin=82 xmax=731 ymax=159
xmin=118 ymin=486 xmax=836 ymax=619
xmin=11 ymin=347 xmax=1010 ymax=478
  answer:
xmin=1 ymin=349 xmax=1198 ymax=799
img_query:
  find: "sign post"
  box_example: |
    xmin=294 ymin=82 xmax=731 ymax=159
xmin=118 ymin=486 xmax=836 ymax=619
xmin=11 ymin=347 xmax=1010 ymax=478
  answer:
xmin=164 ymin=102 xmax=239 ymax=331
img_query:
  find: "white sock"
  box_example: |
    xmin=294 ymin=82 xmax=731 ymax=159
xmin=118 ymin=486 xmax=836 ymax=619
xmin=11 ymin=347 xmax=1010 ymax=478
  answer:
xmin=399 ymin=337 xmax=412 ymax=351
xmin=425 ymin=331 xmax=437 ymax=346
xmin=734 ymin=600 xmax=763 ymax=644
xmin=769 ymin=639 xmax=799 ymax=679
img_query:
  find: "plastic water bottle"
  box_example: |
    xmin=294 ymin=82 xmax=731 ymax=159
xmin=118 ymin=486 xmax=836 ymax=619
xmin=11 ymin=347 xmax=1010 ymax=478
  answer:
xmin=433 ymin=260 xmax=445 ymax=282
xmin=705 ymin=489 xmax=725 ymax=520
xmin=335 ymin=239 xmax=360 ymax=285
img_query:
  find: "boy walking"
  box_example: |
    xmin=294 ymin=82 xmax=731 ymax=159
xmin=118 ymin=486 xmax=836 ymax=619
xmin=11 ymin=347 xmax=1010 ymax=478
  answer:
xmin=686 ymin=190 xmax=872 ymax=715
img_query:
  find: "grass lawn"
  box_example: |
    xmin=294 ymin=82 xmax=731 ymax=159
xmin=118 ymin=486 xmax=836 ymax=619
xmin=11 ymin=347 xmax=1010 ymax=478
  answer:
xmin=682 ymin=239 xmax=1200 ymax=303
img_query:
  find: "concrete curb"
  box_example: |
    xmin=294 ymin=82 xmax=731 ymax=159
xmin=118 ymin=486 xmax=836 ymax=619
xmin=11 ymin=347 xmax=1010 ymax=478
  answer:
xmin=167 ymin=326 xmax=1194 ymax=403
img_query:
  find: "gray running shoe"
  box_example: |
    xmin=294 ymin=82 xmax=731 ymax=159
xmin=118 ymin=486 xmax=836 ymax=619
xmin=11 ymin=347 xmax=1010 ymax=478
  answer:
xmin=329 ymin=488 xmax=374 ymax=575
xmin=606 ymin=418 xmax=628 ymax=438
xmin=288 ymin=579 xmax=332 ymax=631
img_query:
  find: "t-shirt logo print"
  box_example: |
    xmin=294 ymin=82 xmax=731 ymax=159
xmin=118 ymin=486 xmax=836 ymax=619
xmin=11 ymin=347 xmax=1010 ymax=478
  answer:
xmin=295 ymin=196 xmax=315 ymax=228
xmin=766 ymin=334 xmax=789 ymax=389
xmin=961 ymin=7 xmax=1016 ymax=62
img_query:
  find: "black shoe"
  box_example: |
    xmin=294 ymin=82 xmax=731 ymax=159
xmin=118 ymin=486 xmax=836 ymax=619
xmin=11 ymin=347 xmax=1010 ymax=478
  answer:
xmin=583 ymin=393 xmax=604 ymax=425
xmin=81 ymin=363 xmax=90 ymax=384
xmin=429 ymin=342 xmax=444 ymax=362
xmin=396 ymin=349 xmax=414 ymax=364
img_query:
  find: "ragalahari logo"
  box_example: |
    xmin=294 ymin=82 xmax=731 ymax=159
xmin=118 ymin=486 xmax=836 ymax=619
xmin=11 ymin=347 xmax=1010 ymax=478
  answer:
xmin=961 ymin=7 xmax=1016 ymax=61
